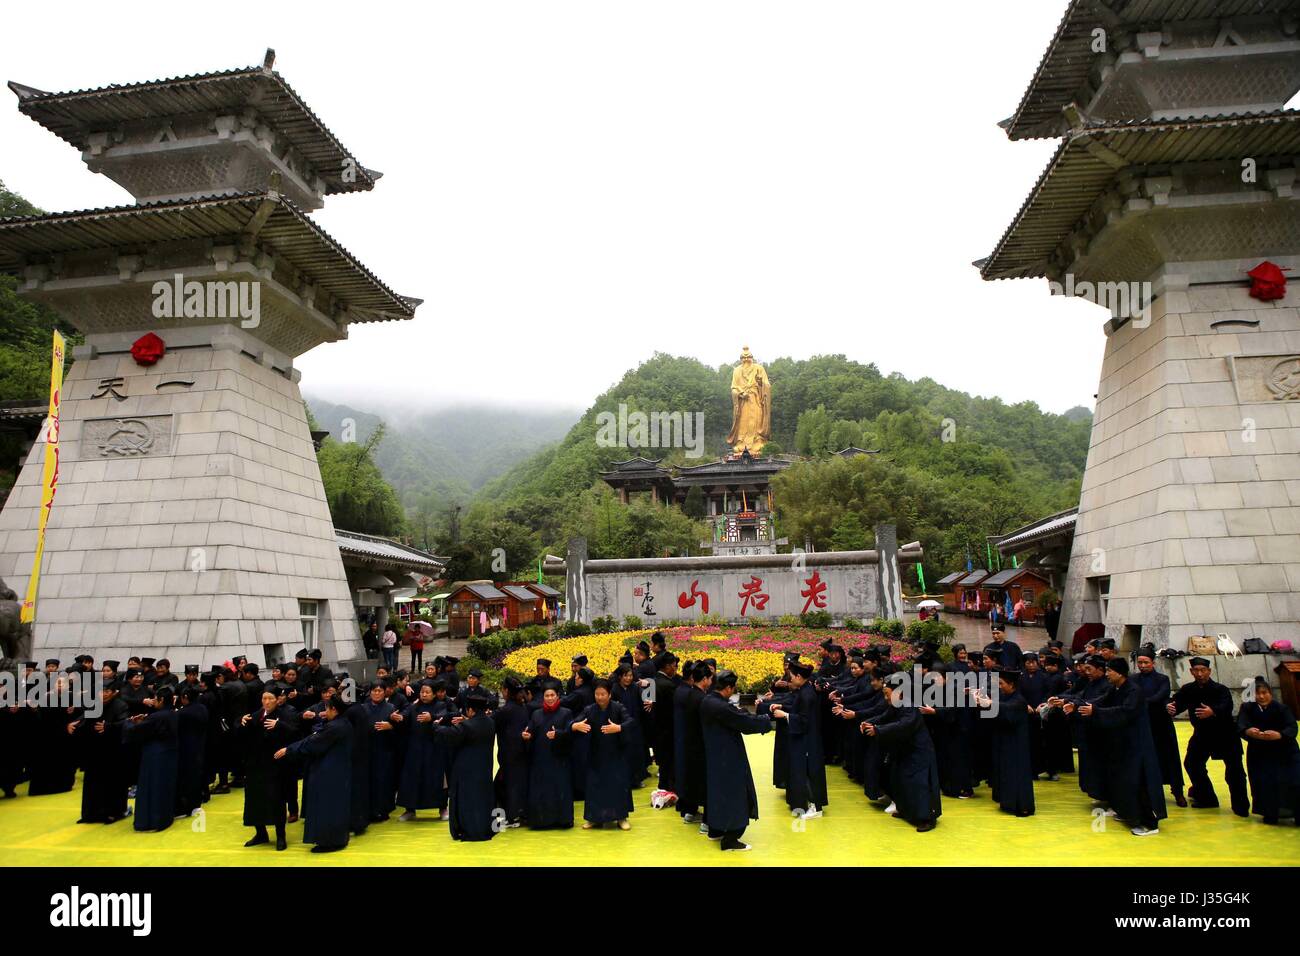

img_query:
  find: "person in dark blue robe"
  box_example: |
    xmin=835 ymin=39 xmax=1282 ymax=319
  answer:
xmin=1083 ymin=658 xmax=1167 ymax=835
xmin=1054 ymin=655 xmax=1111 ymax=802
xmin=611 ymin=666 xmax=648 ymax=790
xmin=675 ymin=664 xmax=710 ymax=824
xmin=756 ymin=652 xmax=800 ymax=789
xmin=397 ymin=681 xmax=454 ymax=820
xmin=492 ymin=678 xmax=530 ymax=826
xmin=1237 ymin=680 xmax=1300 ymax=825
xmin=838 ymin=665 xmax=893 ymax=801
xmin=276 ymin=695 xmax=352 ymax=852
xmin=1133 ymin=649 xmax=1185 ymax=806
xmin=827 ymin=656 xmax=870 ymax=781
xmin=864 ymin=684 xmax=941 ymax=832
xmin=1169 ymin=657 xmax=1249 ymax=815
xmin=771 ymin=662 xmax=828 ymax=816
xmin=699 ymin=670 xmax=771 ymax=850
xmin=363 ymin=682 xmax=399 ymax=821
xmin=434 ymin=692 xmax=498 ymax=841
xmin=980 ymin=671 xmax=1035 ymax=816
xmin=342 ymin=684 xmax=373 ymax=836
xmin=27 ymin=673 xmax=81 ymax=796
xmin=240 ymin=688 xmax=299 ymax=850
xmin=651 ymin=653 xmax=680 ymax=792
xmin=124 ymin=686 xmax=179 ymax=831
xmin=562 ymin=667 xmax=596 ymax=799
xmin=173 ymin=685 xmax=209 ymax=817
xmin=919 ymin=664 xmax=974 ymax=799
xmin=523 ymin=687 xmax=574 ymax=829
xmin=73 ymin=681 xmax=128 ymax=824
xmin=572 ymin=678 xmax=634 ymax=829
xmin=1039 ymin=655 xmax=1075 ymax=779
xmin=1018 ymin=654 xmax=1050 ymax=777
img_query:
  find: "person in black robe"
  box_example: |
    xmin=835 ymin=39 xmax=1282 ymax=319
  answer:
xmin=72 ymin=680 xmax=128 ymax=823
xmin=699 ymin=669 xmax=771 ymax=851
xmin=1168 ymin=657 xmax=1249 ymax=816
xmin=124 ymin=686 xmax=179 ymax=831
xmin=837 ymin=664 xmax=893 ymax=801
xmin=1039 ymin=654 xmax=1075 ymax=780
xmin=434 ymin=691 xmax=498 ymax=841
xmin=522 ymin=687 xmax=574 ymax=829
xmin=756 ymin=652 xmax=800 ymax=789
xmin=174 ymin=685 xmax=209 ymax=817
xmin=1018 ymin=654 xmax=1050 ymax=777
xmin=919 ymin=664 xmax=974 ymax=799
xmin=651 ymin=653 xmax=680 ymax=792
xmin=1132 ymin=649 xmax=1185 ymax=807
xmin=0 ymin=697 xmax=22 ymax=799
xmin=492 ymin=678 xmax=530 ymax=826
xmin=26 ymin=671 xmax=81 ymax=796
xmin=1082 ymin=658 xmax=1167 ymax=836
xmin=562 ymin=667 xmax=596 ymax=800
xmin=863 ymin=682 xmax=942 ymax=832
xmin=397 ymin=680 xmax=455 ymax=821
xmin=572 ymin=678 xmax=634 ymax=829
xmin=983 ymin=629 xmax=1023 ymax=670
xmin=363 ymin=682 xmax=399 ymax=822
xmin=611 ymin=666 xmax=648 ymax=790
xmin=342 ymin=684 xmax=373 ymax=836
xmin=276 ymin=695 xmax=352 ymax=852
xmin=1052 ymin=655 xmax=1110 ymax=803
xmin=770 ymin=662 xmax=828 ymax=817
xmin=979 ymin=670 xmax=1035 ymax=816
xmin=240 ymin=689 xmax=299 ymax=850
xmin=1237 ymin=679 xmax=1300 ymax=825
xmin=675 ymin=663 xmax=710 ymax=824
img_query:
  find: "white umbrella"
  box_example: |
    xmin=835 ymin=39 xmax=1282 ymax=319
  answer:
xmin=916 ymin=599 xmax=942 ymax=610
xmin=410 ymin=620 xmax=434 ymax=636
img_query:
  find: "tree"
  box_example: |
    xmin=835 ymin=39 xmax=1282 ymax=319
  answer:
xmin=830 ymin=511 xmax=869 ymax=551
xmin=316 ymin=423 xmax=407 ymax=536
xmin=682 ymin=485 xmax=706 ymax=520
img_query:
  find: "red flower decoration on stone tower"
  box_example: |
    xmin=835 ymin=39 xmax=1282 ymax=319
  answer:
xmin=1247 ymin=261 xmax=1287 ymax=302
xmin=130 ymin=332 xmax=166 ymax=366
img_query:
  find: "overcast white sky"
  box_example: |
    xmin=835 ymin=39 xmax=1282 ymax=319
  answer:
xmin=3 ymin=0 xmax=1109 ymax=419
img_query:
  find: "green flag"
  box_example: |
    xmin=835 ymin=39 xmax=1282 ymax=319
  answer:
xmin=1012 ymin=553 xmax=1018 ymax=569
xmin=986 ymin=541 xmax=993 ymax=570
xmin=917 ymin=564 xmax=926 ymax=592
xmin=537 ymin=557 xmax=543 ymax=583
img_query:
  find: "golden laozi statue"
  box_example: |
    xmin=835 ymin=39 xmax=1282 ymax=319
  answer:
xmin=726 ymin=346 xmax=771 ymax=455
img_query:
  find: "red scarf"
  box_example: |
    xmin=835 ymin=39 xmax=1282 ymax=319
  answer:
xmin=542 ymin=698 xmax=560 ymax=714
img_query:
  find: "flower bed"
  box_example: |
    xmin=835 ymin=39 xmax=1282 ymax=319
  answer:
xmin=498 ymin=626 xmax=916 ymax=694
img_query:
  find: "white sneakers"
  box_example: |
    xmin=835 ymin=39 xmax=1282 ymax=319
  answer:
xmin=398 ymin=811 xmax=416 ymax=822
xmin=1131 ymin=826 xmax=1159 ymax=837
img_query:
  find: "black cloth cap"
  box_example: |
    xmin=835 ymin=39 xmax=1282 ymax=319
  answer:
xmin=1189 ymin=657 xmax=1211 ymax=668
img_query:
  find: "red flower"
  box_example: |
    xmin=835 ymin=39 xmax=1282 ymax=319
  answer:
xmin=1248 ymin=261 xmax=1287 ymax=302
xmin=130 ymin=332 xmax=166 ymax=366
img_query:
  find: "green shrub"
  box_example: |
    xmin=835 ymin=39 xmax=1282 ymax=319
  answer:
xmin=1036 ymin=588 xmax=1060 ymax=608
xmin=745 ymin=615 xmax=767 ymax=628
xmin=777 ymin=613 xmax=801 ymax=627
xmin=591 ymin=615 xmax=619 ymax=634
xmin=869 ymin=617 xmax=904 ymax=638
xmin=555 ymin=620 xmax=592 ymax=637
xmin=622 ymin=615 xmax=643 ymax=631
xmin=801 ymin=610 xmax=833 ymax=629
xmin=906 ymin=617 xmax=956 ymax=645
xmin=842 ymin=616 xmax=864 ymax=631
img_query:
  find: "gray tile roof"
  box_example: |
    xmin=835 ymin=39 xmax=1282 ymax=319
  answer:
xmin=336 ymin=530 xmax=445 ymax=571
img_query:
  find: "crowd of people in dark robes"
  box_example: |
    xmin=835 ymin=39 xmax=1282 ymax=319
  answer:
xmin=1 ymin=628 xmax=1296 ymax=853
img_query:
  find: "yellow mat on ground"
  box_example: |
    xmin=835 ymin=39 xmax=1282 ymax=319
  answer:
xmin=1 ymin=723 xmax=1295 ymax=866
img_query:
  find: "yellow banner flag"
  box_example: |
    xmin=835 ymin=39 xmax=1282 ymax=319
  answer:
xmin=21 ymin=330 xmax=66 ymax=624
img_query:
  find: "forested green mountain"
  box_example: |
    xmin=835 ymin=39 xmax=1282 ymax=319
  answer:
xmin=456 ymin=352 xmax=1091 ymax=582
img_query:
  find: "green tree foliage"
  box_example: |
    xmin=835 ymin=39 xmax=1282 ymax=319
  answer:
xmin=316 ymin=423 xmax=407 ymax=537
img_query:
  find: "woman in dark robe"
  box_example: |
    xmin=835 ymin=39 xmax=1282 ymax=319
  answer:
xmin=676 ymin=664 xmax=710 ymax=822
xmin=275 ymin=696 xmax=352 ymax=852
xmin=397 ymin=681 xmax=453 ymax=821
xmin=561 ymin=667 xmax=596 ymax=800
xmin=1040 ymin=655 xmax=1075 ymax=779
xmin=572 ymin=678 xmax=634 ymax=829
xmin=611 ymin=666 xmax=648 ymax=789
xmin=980 ymin=670 xmax=1035 ymax=816
xmin=363 ymin=682 xmax=399 ymax=822
xmin=1237 ymin=680 xmax=1300 ymax=825
xmin=523 ymin=687 xmax=574 ymax=829
xmin=1133 ymin=650 xmax=1186 ymax=806
xmin=756 ymin=684 xmax=794 ymax=789
xmin=73 ymin=681 xmax=128 ymax=823
xmin=434 ymin=692 xmax=498 ymax=841
xmin=864 ymin=686 xmax=942 ymax=832
xmin=240 ymin=688 xmax=299 ymax=850
xmin=174 ymin=685 xmax=209 ymax=817
xmin=1083 ymin=659 xmax=1167 ymax=836
xmin=1057 ymin=656 xmax=1111 ymax=802
xmin=492 ymin=678 xmax=530 ymax=826
xmin=27 ymin=675 xmax=81 ymax=796
xmin=699 ymin=670 xmax=772 ymax=851
xmin=772 ymin=662 xmax=828 ymax=816
xmin=123 ymin=686 xmax=179 ymax=831
xmin=118 ymin=669 xmax=150 ymax=793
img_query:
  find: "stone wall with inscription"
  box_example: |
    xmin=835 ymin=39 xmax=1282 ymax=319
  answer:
xmin=559 ymin=527 xmax=920 ymax=625
xmin=1059 ymin=283 xmax=1300 ymax=651
xmin=0 ymin=325 xmax=358 ymax=667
